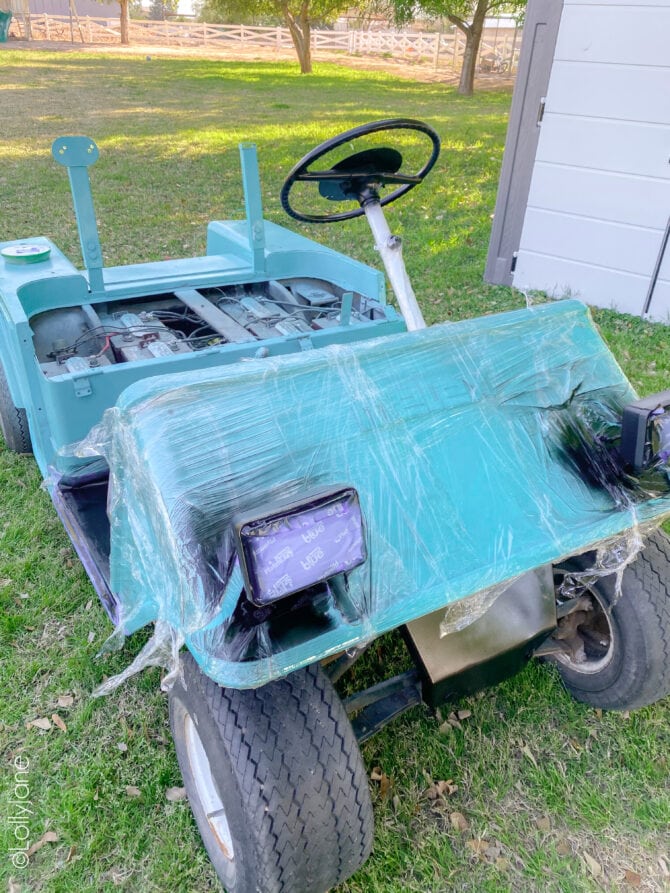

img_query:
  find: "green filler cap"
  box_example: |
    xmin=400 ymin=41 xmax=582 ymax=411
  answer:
xmin=1 ymin=244 xmax=52 ymax=265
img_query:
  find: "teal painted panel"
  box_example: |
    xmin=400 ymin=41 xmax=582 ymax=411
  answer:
xmin=80 ymin=299 xmax=670 ymax=688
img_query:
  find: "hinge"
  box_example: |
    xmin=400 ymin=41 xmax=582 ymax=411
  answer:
xmin=511 ymin=252 xmax=518 ymax=273
xmin=537 ymin=97 xmax=546 ymax=125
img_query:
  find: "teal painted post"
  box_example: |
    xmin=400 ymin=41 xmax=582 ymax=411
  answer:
xmin=239 ymin=144 xmax=266 ymax=273
xmin=51 ymin=137 xmax=105 ymax=295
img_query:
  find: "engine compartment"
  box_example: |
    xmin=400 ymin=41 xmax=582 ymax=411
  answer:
xmin=32 ymin=277 xmax=382 ymax=377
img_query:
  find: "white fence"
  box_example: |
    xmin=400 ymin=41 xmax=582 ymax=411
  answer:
xmin=8 ymin=15 xmax=521 ymax=74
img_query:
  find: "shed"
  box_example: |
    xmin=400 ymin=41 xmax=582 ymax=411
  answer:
xmin=486 ymin=0 xmax=670 ymax=322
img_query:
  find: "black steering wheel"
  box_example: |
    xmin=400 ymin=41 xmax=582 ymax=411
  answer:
xmin=280 ymin=118 xmax=441 ymax=224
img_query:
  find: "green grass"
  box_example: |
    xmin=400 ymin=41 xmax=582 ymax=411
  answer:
xmin=1 ymin=50 xmax=669 ymax=893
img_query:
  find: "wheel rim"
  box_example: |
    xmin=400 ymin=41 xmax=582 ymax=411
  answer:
xmin=553 ymin=573 xmax=615 ymax=674
xmin=183 ymin=713 xmax=235 ymax=862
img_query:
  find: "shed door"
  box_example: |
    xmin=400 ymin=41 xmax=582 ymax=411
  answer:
xmin=485 ymin=0 xmax=564 ymax=286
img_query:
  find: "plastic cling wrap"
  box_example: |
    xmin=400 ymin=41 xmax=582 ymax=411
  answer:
xmin=76 ymin=300 xmax=670 ymax=692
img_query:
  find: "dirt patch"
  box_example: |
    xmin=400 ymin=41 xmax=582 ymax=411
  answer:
xmin=3 ymin=37 xmax=515 ymax=89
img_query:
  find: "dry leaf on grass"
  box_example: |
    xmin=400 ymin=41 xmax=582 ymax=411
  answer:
xmin=66 ymin=845 xmax=77 ymax=864
xmin=26 ymin=717 xmax=51 ymax=731
xmin=8 ymin=879 xmax=22 ymax=893
xmin=165 ymin=787 xmax=187 ymax=802
xmin=87 ymin=631 xmax=96 ymax=644
xmin=27 ymin=831 xmax=59 ymax=858
xmin=535 ymin=816 xmax=551 ymax=832
xmin=556 ymin=840 xmax=571 ymax=856
xmin=583 ymin=851 xmax=603 ymax=878
xmin=623 ymin=869 xmax=642 ymax=887
xmin=117 ymin=742 xmax=128 ymax=753
xmin=369 ymin=767 xmax=391 ymax=799
xmin=51 ymin=714 xmax=67 ymax=733
xmin=57 ymin=695 xmax=74 ymax=708
xmin=424 ymin=779 xmax=458 ymax=800
xmin=125 ymin=786 xmax=141 ymax=798
xmin=520 ymin=743 xmax=538 ymax=768
xmin=449 ymin=811 xmax=469 ymax=832
xmin=457 ymin=709 xmax=472 ymax=720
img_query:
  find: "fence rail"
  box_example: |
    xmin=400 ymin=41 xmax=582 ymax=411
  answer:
xmin=8 ymin=14 xmax=521 ymax=74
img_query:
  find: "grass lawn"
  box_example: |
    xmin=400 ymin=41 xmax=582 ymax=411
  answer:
xmin=1 ymin=49 xmax=669 ymax=893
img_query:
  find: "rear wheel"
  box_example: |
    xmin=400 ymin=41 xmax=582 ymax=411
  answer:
xmin=0 ymin=362 xmax=32 ymax=454
xmin=551 ymin=531 xmax=670 ymax=710
xmin=169 ymin=654 xmax=374 ymax=893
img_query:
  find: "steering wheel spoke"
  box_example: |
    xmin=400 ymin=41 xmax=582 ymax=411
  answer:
xmin=280 ymin=118 xmax=440 ymax=224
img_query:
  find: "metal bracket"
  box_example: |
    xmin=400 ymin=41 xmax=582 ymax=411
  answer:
xmin=52 ymin=136 xmax=105 ymax=295
xmin=72 ymin=376 xmax=92 ymax=398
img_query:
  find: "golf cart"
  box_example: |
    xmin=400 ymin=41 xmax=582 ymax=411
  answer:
xmin=1 ymin=120 xmax=670 ymax=893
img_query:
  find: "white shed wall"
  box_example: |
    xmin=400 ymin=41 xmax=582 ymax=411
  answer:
xmin=513 ymin=0 xmax=670 ymax=321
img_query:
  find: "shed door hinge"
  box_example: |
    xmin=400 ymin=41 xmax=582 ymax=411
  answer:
xmin=537 ymin=97 xmax=546 ymax=125
xmin=511 ymin=252 xmax=518 ymax=273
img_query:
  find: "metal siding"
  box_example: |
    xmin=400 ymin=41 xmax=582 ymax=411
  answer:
xmin=513 ymin=2 xmax=670 ymax=317
xmin=28 ymin=0 xmax=117 ymax=15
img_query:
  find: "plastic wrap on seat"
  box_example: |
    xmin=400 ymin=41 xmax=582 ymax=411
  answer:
xmin=76 ymin=300 xmax=670 ymax=692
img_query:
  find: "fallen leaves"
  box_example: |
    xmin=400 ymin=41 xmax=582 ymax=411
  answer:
xmin=424 ymin=779 xmax=458 ymax=800
xmin=438 ymin=709 xmax=472 ymax=734
xmin=449 ymin=811 xmax=469 ymax=832
xmin=582 ymin=850 xmax=603 ymax=879
xmin=56 ymin=694 xmax=74 ymax=708
xmin=623 ymin=869 xmax=642 ymax=887
xmin=26 ymin=830 xmax=59 ymax=858
xmin=520 ymin=742 xmax=538 ymax=769
xmin=26 ymin=716 xmax=51 ymax=731
xmin=370 ymin=766 xmax=392 ymax=800
xmin=125 ymin=786 xmax=141 ymax=798
xmin=165 ymin=786 xmax=187 ymax=802
xmin=51 ymin=714 xmax=67 ymax=733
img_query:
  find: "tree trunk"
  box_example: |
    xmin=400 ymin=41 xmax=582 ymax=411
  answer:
xmin=119 ymin=0 xmax=129 ymax=44
xmin=450 ymin=0 xmax=488 ymax=96
xmin=281 ymin=3 xmax=312 ymax=73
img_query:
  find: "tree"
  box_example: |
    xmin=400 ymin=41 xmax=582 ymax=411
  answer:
xmin=118 ymin=0 xmax=130 ymax=43
xmin=199 ymin=0 xmax=355 ymax=72
xmin=148 ymin=0 xmax=177 ymax=18
xmin=390 ymin=0 xmax=525 ymax=95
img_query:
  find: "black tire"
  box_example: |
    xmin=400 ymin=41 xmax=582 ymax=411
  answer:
xmin=552 ymin=530 xmax=670 ymax=710
xmin=0 ymin=362 xmax=32 ymax=454
xmin=169 ymin=654 xmax=374 ymax=893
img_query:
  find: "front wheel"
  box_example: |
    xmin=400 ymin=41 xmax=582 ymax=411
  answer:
xmin=0 ymin=362 xmax=32 ymax=454
xmin=169 ymin=654 xmax=374 ymax=893
xmin=551 ymin=531 xmax=670 ymax=710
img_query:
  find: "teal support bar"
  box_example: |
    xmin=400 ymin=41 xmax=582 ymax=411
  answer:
xmin=239 ymin=143 xmax=266 ymax=273
xmin=52 ymin=137 xmax=105 ymax=295
xmin=340 ymin=291 xmax=353 ymax=326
